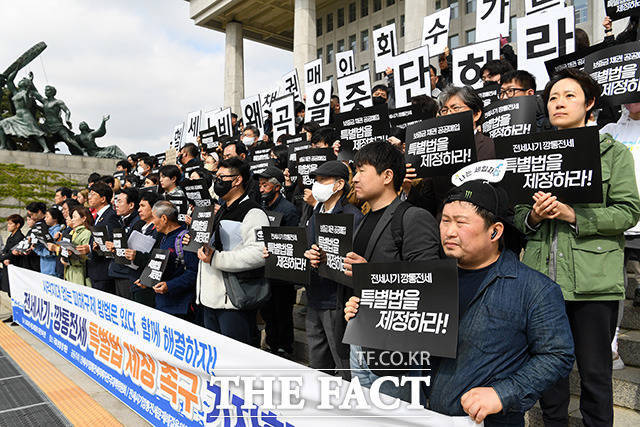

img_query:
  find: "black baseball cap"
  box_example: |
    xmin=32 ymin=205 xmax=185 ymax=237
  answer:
xmin=255 ymin=166 xmax=285 ymax=186
xmin=444 ymin=180 xmax=512 ymax=220
xmin=310 ymin=160 xmax=350 ymax=181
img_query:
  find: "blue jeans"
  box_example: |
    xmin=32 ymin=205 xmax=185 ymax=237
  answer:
xmin=349 ymin=345 xmax=426 ymax=403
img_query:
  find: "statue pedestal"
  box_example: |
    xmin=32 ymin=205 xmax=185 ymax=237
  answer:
xmin=0 ymin=151 xmax=119 ymax=236
xmin=0 ymin=150 xmax=118 ymax=181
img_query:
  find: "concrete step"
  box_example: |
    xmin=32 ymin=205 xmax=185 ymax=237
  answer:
xmin=621 ymin=299 xmax=640 ymax=331
xmin=525 ymin=396 xmax=640 ymax=426
xmin=626 ymin=272 xmax=639 ymax=301
xmin=570 ymin=365 xmax=640 ymax=411
xmin=618 ymin=329 xmax=640 ymax=368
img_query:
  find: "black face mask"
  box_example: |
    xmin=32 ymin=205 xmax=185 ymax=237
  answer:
xmin=214 ymin=178 xmax=233 ymax=198
xmin=260 ymin=189 xmax=277 ymax=206
xmin=372 ymin=95 xmax=386 ymax=105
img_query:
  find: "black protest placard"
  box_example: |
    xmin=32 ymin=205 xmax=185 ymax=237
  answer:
xmin=481 ymin=96 xmax=538 ymax=139
xmin=584 ymin=41 xmax=640 ymax=106
xmin=295 ymin=148 xmax=337 ymax=188
xmin=139 ymin=249 xmax=170 ymax=288
xmin=199 ymin=127 xmax=219 ymax=153
xmin=545 ymin=43 xmax=604 ymax=76
xmin=155 ymin=152 xmax=167 ymax=167
xmin=605 ymin=0 xmax=640 ymax=21
xmin=389 ymin=105 xmax=432 ymax=130
xmin=182 ymin=178 xmax=212 ymax=208
xmin=285 ymin=133 xmax=307 ymax=146
xmin=249 ymin=158 xmax=277 ymax=176
xmin=335 ymin=104 xmax=390 ymax=161
xmin=315 ymin=213 xmax=354 ymax=287
xmin=287 ymin=140 xmax=312 ymax=172
xmin=31 ymin=222 xmax=52 ymax=245
xmin=92 ymin=226 xmax=112 ymax=257
xmin=113 ymin=171 xmax=126 ymax=186
xmin=165 ymin=194 xmax=190 ymax=222
xmin=474 ymin=82 xmax=500 ymax=108
xmin=250 ymin=148 xmax=272 ymax=163
xmin=12 ymin=236 xmax=31 ymax=252
xmin=183 ymin=206 xmax=215 ymax=252
xmin=405 ymin=110 xmax=476 ymax=178
xmin=112 ymin=228 xmax=129 ymax=265
xmin=256 ymin=211 xmax=284 ymax=242
xmin=263 ymin=226 xmax=310 ymax=285
xmin=494 ymin=127 xmax=603 ymax=204
xmin=58 ymin=239 xmax=80 ymax=256
xmin=342 ymin=259 xmax=459 ymax=357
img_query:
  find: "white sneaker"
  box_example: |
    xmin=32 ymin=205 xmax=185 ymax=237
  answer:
xmin=613 ymin=352 xmax=625 ymax=370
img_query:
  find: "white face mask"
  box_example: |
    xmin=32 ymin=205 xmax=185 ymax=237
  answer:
xmin=312 ymin=181 xmax=337 ymax=203
xmin=137 ymin=165 xmax=145 ymax=175
xmin=242 ymin=136 xmax=255 ymax=147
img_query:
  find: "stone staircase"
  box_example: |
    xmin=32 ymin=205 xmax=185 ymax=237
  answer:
xmin=525 ymin=270 xmax=640 ymax=426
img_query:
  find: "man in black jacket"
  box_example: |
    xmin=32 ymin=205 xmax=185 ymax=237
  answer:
xmin=179 ymin=143 xmax=203 ymax=178
xmin=77 ymin=182 xmax=120 ymax=293
xmin=303 ymin=161 xmax=365 ymax=379
xmin=106 ymin=188 xmax=142 ymax=299
xmin=256 ymin=166 xmax=301 ymax=355
xmin=342 ymin=141 xmax=440 ymax=401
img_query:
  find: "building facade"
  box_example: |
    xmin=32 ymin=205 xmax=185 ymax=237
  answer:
xmin=185 ymin=0 xmax=614 ymax=114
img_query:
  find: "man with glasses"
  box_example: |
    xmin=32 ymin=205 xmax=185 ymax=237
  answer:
xmin=188 ymin=158 xmax=270 ymax=346
xmin=499 ymin=70 xmax=554 ymax=133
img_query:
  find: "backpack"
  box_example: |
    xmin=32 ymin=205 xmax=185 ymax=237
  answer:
xmin=390 ymin=201 xmax=412 ymax=261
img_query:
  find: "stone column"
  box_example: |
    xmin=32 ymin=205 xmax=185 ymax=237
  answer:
xmin=293 ymin=0 xmax=316 ymax=94
xmin=404 ymin=1 xmax=432 ymax=51
xmin=224 ymin=21 xmax=244 ymax=115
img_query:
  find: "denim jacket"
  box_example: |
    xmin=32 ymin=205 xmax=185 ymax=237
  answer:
xmin=429 ymin=250 xmax=574 ymax=425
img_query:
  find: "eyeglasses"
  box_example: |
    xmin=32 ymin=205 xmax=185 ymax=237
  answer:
xmin=438 ymin=105 xmax=468 ymax=115
xmin=215 ymin=174 xmax=238 ymax=182
xmin=499 ymin=87 xmax=527 ymax=99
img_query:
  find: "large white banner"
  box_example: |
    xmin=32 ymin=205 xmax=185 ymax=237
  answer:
xmin=8 ymin=266 xmax=476 ymax=426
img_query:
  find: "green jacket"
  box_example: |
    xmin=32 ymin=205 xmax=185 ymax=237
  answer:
xmin=64 ymin=225 xmax=92 ymax=287
xmin=515 ymin=133 xmax=640 ymax=301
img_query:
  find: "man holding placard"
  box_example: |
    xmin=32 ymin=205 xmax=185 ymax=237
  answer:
xmin=303 ymin=161 xmax=364 ymax=378
xmin=345 ymin=180 xmax=574 ymax=425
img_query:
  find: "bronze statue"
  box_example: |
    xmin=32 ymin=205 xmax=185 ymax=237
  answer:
xmin=74 ymin=115 xmax=125 ymax=158
xmin=32 ymin=85 xmax=86 ymax=155
xmin=0 ymin=70 xmax=50 ymax=152
xmin=0 ymin=42 xmax=125 ymax=158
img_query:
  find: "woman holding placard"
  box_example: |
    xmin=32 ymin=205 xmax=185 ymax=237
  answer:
xmin=514 ymin=68 xmax=640 ymax=426
xmin=62 ymin=206 xmax=94 ymax=287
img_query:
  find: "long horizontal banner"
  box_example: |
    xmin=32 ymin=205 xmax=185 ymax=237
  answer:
xmin=8 ymin=265 xmax=475 ymax=426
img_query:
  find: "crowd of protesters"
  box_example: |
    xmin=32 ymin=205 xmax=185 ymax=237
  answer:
xmin=1 ymin=15 xmax=640 ymax=427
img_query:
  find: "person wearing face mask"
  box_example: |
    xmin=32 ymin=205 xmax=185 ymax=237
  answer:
xmin=294 ymin=101 xmax=306 ymax=134
xmin=179 ymin=143 xmax=203 ymax=178
xmin=242 ymin=125 xmax=273 ymax=156
xmin=302 ymin=161 xmax=364 ymax=379
xmin=371 ymin=84 xmax=390 ymax=106
xmin=185 ymin=158 xmax=270 ymax=346
xmin=255 ymin=166 xmax=300 ymax=355
xmin=136 ymin=156 xmax=155 ymax=179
